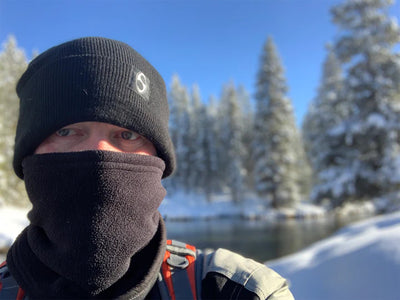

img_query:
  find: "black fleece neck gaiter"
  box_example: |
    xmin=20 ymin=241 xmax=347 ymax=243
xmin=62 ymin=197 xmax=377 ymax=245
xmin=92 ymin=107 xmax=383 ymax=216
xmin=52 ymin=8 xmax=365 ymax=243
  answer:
xmin=7 ymin=151 xmax=167 ymax=298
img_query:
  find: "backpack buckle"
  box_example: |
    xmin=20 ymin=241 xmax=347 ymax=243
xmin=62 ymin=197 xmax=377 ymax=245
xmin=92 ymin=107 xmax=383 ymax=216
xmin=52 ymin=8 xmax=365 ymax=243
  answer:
xmin=167 ymin=253 xmax=190 ymax=269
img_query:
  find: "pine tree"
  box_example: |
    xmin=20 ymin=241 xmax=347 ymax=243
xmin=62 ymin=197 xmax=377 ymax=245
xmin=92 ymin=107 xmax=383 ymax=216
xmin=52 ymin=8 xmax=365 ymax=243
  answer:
xmin=296 ymin=133 xmax=313 ymax=202
xmin=0 ymin=36 xmax=28 ymax=206
xmin=198 ymin=95 xmax=220 ymax=201
xmin=253 ymin=37 xmax=303 ymax=208
xmin=166 ymin=75 xmax=191 ymax=192
xmin=323 ymin=0 xmax=400 ymax=206
xmin=237 ymin=85 xmax=255 ymax=191
xmin=302 ymin=46 xmax=348 ymax=204
xmin=218 ymin=82 xmax=246 ymax=203
xmin=188 ymin=84 xmax=204 ymax=193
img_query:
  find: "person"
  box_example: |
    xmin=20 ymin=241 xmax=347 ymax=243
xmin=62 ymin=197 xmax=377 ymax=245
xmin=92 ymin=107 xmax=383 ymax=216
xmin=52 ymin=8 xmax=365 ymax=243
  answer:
xmin=0 ymin=37 xmax=294 ymax=299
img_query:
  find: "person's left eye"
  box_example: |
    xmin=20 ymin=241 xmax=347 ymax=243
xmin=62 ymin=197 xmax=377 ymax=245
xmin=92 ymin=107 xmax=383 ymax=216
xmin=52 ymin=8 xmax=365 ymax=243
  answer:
xmin=56 ymin=128 xmax=76 ymax=137
xmin=120 ymin=131 xmax=140 ymax=141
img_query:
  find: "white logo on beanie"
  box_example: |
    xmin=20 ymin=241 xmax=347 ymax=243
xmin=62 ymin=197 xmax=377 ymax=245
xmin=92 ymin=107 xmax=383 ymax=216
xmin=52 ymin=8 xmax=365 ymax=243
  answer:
xmin=129 ymin=67 xmax=150 ymax=101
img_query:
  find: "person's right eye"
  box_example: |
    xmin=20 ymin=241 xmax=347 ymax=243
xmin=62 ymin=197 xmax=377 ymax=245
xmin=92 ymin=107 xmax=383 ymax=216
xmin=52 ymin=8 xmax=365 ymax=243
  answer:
xmin=120 ymin=130 xmax=140 ymax=141
xmin=56 ymin=128 xmax=75 ymax=137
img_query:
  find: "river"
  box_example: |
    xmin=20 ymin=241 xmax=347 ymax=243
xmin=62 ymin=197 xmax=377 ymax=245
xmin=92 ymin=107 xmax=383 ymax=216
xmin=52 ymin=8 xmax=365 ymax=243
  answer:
xmin=0 ymin=215 xmax=358 ymax=264
xmin=165 ymin=216 xmax=348 ymax=262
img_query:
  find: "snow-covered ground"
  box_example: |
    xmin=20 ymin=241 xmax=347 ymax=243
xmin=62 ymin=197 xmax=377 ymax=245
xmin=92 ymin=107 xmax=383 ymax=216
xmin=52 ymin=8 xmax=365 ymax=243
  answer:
xmin=0 ymin=206 xmax=29 ymax=253
xmin=1 ymin=198 xmax=399 ymax=300
xmin=160 ymin=191 xmax=326 ymax=220
xmin=268 ymin=210 xmax=400 ymax=300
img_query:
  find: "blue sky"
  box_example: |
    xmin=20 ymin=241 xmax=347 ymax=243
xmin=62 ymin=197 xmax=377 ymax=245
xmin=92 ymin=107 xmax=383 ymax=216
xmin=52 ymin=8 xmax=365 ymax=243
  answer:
xmin=1 ymin=0 xmax=399 ymax=124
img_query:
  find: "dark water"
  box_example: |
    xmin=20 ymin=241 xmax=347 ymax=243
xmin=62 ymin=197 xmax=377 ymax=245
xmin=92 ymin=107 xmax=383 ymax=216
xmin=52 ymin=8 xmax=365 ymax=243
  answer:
xmin=0 ymin=216 xmax=360 ymax=264
xmin=165 ymin=216 xmax=345 ymax=263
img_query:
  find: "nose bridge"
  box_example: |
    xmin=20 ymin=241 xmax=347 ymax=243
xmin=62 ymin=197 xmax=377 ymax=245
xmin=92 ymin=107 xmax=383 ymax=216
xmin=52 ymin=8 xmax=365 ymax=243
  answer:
xmin=94 ymin=139 xmax=115 ymax=151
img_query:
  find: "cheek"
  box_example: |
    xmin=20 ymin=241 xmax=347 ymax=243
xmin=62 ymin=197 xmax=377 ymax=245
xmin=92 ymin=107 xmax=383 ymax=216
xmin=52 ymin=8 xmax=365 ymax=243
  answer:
xmin=137 ymin=140 xmax=157 ymax=156
xmin=35 ymin=142 xmax=56 ymax=154
xmin=34 ymin=136 xmax=65 ymax=154
xmin=146 ymin=143 xmax=157 ymax=156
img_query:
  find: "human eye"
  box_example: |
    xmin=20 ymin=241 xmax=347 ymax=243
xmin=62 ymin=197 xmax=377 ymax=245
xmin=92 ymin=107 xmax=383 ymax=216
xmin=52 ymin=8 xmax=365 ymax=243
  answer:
xmin=55 ymin=128 xmax=75 ymax=137
xmin=120 ymin=130 xmax=140 ymax=141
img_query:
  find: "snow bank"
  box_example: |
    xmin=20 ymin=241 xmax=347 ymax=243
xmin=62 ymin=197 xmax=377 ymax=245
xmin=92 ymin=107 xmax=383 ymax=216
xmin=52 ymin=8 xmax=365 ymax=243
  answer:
xmin=160 ymin=192 xmax=242 ymax=220
xmin=160 ymin=191 xmax=326 ymax=220
xmin=0 ymin=206 xmax=29 ymax=253
xmin=268 ymin=210 xmax=400 ymax=300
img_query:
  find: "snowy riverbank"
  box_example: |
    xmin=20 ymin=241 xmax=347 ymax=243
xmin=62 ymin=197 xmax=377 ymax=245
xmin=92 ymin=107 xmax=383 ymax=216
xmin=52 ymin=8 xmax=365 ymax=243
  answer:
xmin=267 ymin=210 xmax=400 ymax=300
xmin=160 ymin=191 xmax=327 ymax=220
xmin=0 ymin=205 xmax=29 ymax=253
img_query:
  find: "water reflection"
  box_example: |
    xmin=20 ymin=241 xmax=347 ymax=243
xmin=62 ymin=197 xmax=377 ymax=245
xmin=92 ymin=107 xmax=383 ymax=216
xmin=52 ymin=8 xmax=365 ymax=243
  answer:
xmin=165 ymin=216 xmax=341 ymax=262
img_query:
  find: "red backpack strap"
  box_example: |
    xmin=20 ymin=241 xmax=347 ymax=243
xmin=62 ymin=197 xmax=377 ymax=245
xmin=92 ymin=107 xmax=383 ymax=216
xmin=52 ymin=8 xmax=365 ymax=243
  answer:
xmin=160 ymin=240 xmax=198 ymax=300
xmin=0 ymin=261 xmax=26 ymax=300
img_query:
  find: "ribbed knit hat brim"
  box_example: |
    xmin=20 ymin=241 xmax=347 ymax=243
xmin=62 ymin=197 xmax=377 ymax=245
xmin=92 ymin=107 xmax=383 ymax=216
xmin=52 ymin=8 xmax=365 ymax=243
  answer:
xmin=13 ymin=37 xmax=175 ymax=178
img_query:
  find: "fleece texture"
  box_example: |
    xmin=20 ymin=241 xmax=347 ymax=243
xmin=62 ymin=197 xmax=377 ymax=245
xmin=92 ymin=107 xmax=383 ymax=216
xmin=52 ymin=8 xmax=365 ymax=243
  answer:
xmin=7 ymin=151 xmax=167 ymax=298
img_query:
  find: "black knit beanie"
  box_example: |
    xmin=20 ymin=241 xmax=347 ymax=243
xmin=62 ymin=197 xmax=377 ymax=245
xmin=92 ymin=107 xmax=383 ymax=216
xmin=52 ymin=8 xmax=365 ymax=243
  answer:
xmin=13 ymin=37 xmax=175 ymax=178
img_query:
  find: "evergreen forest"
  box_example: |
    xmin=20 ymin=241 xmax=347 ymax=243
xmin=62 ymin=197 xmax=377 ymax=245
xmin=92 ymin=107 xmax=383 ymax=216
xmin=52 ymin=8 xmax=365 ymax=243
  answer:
xmin=1 ymin=0 xmax=400 ymax=212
